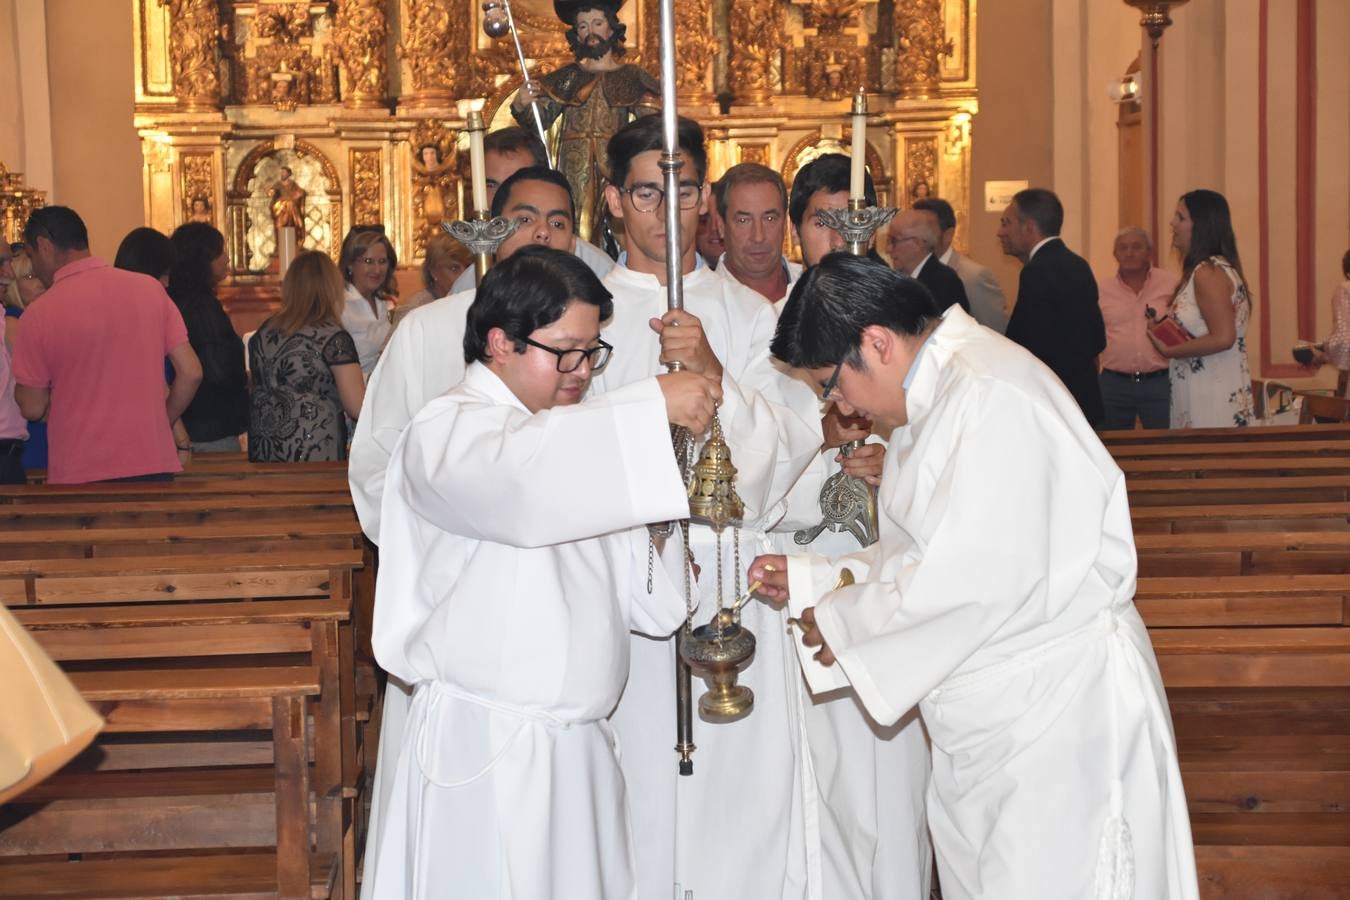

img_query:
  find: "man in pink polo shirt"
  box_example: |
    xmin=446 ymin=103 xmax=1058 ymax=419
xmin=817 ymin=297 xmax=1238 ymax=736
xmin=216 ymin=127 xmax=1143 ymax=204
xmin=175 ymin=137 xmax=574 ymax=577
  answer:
xmin=1097 ymin=225 xmax=1179 ymax=430
xmin=12 ymin=207 xmax=203 ymax=484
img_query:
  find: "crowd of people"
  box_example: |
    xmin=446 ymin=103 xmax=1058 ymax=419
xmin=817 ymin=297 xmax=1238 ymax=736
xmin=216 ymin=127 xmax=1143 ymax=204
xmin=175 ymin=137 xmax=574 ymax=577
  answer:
xmin=339 ymin=113 xmax=1200 ymax=900
xmin=0 ymin=96 xmax=1343 ymax=899
xmin=2 ymin=118 xmax=1342 ymax=486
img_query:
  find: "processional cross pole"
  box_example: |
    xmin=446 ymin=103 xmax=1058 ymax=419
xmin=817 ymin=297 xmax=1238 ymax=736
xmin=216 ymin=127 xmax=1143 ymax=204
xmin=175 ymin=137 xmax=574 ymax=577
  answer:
xmin=650 ymin=0 xmax=753 ymax=777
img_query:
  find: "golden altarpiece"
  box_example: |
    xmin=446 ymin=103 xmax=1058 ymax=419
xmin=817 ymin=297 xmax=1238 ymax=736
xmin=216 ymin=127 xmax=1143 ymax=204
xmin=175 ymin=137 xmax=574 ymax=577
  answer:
xmin=133 ymin=0 xmax=978 ymax=322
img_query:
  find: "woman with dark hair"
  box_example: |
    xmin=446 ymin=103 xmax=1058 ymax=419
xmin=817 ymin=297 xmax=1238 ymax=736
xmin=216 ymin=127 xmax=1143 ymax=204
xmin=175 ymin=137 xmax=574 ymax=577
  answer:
xmin=167 ymin=223 xmax=249 ymax=452
xmin=249 ymin=251 xmax=365 ymax=462
xmin=1149 ymin=189 xmax=1255 ymax=427
xmin=338 ymin=225 xmax=397 ymax=376
xmin=114 ymin=227 xmax=176 ymax=286
xmin=113 ymin=226 xmax=195 ymax=463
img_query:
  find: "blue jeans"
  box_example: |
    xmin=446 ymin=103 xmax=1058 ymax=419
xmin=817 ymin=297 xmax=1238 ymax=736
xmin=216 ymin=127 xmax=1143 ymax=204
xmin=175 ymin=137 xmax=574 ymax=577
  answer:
xmin=1099 ymin=370 xmax=1170 ymax=430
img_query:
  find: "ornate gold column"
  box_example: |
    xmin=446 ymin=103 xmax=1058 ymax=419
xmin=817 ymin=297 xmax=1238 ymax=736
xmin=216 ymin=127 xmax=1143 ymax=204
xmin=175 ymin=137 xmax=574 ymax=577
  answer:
xmin=894 ymin=0 xmax=949 ymax=100
xmin=398 ymin=0 xmax=468 ymax=108
xmin=0 ymin=164 xmax=46 ymax=245
xmin=335 ymin=0 xmax=389 ymax=108
xmin=728 ymin=0 xmax=783 ymax=106
xmin=164 ymin=0 xmax=222 ymax=110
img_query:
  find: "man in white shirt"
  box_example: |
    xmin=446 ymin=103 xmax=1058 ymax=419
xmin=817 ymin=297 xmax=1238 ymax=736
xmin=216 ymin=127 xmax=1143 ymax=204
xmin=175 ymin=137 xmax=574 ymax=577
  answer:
xmin=913 ymin=197 xmax=1008 ymax=332
xmin=713 ymin=163 xmax=801 ymax=302
xmin=752 ymin=253 xmax=1198 ymax=900
xmin=595 ymin=113 xmax=825 ymax=900
xmin=366 ymin=246 xmax=723 ymax=898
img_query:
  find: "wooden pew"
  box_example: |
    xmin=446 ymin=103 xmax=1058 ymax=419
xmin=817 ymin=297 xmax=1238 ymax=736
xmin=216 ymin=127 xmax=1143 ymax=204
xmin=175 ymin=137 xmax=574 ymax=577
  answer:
xmin=1110 ymin=428 xmax=1350 ymax=897
xmin=0 ymin=523 xmax=369 ymax=897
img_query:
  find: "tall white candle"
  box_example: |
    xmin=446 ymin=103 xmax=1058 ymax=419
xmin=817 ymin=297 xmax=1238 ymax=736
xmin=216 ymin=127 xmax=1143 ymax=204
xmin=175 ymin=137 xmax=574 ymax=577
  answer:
xmin=849 ymin=92 xmax=866 ymax=202
xmin=467 ymin=109 xmax=488 ymax=214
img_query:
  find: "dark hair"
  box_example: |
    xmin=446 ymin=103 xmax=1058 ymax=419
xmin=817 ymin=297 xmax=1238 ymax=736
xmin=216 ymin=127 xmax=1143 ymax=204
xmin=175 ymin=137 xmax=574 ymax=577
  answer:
xmin=771 ymin=252 xmax=939 ymax=371
xmin=484 ymin=126 xmax=549 ymax=167
xmin=338 ymin=226 xmax=398 ymax=298
xmin=491 ymin=166 xmax=576 ymax=223
xmin=606 ymin=115 xmax=707 ymax=192
xmin=167 ymin=222 xmax=227 ymax=297
xmin=715 ymin=163 xmax=787 ymax=220
xmin=788 ymin=154 xmax=876 ymax=228
xmin=564 ymin=5 xmax=627 ymax=58
xmin=1010 ymin=188 xmax=1063 ymax=237
xmin=913 ymin=197 xmax=957 ymax=233
xmin=1179 ymin=189 xmax=1245 ymax=282
xmin=113 ymin=227 xmax=175 ymax=280
xmin=25 ymin=206 xmax=90 ymax=252
xmin=464 ymin=245 xmax=613 ymax=364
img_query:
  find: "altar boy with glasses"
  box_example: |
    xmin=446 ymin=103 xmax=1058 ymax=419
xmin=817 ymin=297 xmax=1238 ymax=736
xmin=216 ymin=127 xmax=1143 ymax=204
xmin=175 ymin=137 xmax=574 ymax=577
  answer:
xmin=366 ymin=246 xmax=723 ymax=899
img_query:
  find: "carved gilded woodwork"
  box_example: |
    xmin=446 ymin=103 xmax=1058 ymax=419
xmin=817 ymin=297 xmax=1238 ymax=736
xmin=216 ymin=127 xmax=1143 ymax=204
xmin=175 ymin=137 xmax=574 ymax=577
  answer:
xmin=162 ymin=0 xmax=222 ymax=109
xmin=738 ymin=144 xmax=770 ymax=166
xmin=335 ymin=0 xmax=388 ymax=107
xmin=675 ymin=0 xmax=716 ymax=94
xmin=349 ymin=149 xmax=383 ymax=226
xmin=409 ymin=120 xmax=461 ymax=257
xmin=800 ymin=0 xmax=864 ymax=101
xmin=729 ymin=0 xmax=783 ymax=104
xmin=894 ymin=0 xmax=951 ymax=98
xmin=0 ymin=163 xmax=45 ymax=246
xmin=180 ymin=153 xmax=217 ymax=225
xmin=399 ymin=0 xmax=467 ymax=98
xmin=903 ymin=136 xmax=938 ymax=202
xmin=234 ymin=3 xmax=336 ymax=109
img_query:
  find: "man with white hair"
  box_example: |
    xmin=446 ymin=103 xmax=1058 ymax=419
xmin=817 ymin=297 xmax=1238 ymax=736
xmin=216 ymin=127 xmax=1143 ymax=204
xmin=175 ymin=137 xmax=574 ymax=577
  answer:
xmin=913 ymin=197 xmax=1008 ymax=332
xmin=1097 ymin=225 xmax=1178 ymax=430
xmin=885 ymin=208 xmax=969 ymax=314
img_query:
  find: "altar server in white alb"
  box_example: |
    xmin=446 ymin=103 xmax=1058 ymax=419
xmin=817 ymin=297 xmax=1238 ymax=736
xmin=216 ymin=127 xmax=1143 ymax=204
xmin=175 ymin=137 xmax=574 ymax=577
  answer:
xmin=349 ymin=167 xmax=591 ymax=896
xmin=367 ymin=247 xmax=724 ymax=899
xmin=593 ymin=115 xmax=825 ymax=900
xmin=751 ymin=254 xmax=1199 ymax=899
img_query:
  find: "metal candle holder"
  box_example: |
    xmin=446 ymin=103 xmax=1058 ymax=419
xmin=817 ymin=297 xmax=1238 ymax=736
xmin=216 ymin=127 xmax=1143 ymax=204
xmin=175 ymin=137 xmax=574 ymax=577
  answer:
xmin=442 ymin=213 xmax=521 ymax=285
xmin=794 ymin=198 xmax=896 ymax=549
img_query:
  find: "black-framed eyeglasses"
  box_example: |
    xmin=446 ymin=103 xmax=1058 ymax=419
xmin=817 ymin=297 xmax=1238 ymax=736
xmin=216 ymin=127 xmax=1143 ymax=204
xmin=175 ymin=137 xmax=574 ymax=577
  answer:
xmin=619 ymin=181 xmax=703 ymax=213
xmin=521 ymin=336 xmax=613 ymax=373
xmin=821 ymin=360 xmax=845 ymax=400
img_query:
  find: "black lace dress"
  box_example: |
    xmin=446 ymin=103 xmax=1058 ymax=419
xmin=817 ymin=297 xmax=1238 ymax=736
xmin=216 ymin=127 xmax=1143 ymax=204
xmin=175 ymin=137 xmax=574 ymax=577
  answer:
xmin=248 ymin=322 xmax=360 ymax=462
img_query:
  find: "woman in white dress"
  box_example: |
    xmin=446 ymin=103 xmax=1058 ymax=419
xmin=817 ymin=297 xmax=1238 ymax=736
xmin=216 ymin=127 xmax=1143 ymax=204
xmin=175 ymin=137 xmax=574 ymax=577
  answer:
xmin=1149 ymin=189 xmax=1255 ymax=428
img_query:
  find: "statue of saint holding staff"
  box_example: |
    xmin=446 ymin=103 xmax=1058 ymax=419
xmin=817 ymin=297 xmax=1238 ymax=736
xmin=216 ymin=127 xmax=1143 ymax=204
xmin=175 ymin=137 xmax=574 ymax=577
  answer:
xmin=511 ymin=0 xmax=659 ymax=244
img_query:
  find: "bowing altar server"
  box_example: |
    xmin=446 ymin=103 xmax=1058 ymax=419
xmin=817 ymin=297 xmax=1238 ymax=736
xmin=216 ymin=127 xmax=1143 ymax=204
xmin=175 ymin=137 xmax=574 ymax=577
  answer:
xmin=366 ymin=247 xmax=722 ymax=898
xmin=751 ymin=253 xmax=1199 ymax=900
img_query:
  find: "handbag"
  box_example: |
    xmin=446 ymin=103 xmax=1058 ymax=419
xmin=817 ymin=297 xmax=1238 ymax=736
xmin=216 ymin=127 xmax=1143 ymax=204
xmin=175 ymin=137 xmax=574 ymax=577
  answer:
xmin=0 ymin=604 xmax=103 ymax=805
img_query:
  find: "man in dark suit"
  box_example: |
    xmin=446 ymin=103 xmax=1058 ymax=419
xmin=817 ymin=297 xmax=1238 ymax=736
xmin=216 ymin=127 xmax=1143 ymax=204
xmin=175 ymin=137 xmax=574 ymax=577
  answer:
xmin=999 ymin=188 xmax=1106 ymax=427
xmin=885 ymin=209 xmax=970 ymax=314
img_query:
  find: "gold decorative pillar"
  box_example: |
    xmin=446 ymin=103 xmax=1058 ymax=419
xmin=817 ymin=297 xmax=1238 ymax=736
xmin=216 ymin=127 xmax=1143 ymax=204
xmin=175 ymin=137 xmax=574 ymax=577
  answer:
xmin=894 ymin=0 xmax=948 ymax=99
xmin=676 ymin=0 xmax=717 ymax=98
xmin=409 ymin=120 xmax=461 ymax=258
xmin=335 ymin=0 xmax=389 ymax=108
xmin=398 ymin=0 xmax=467 ymax=108
xmin=0 ymin=164 xmax=46 ymax=245
xmin=163 ymin=0 xmax=222 ymax=110
xmin=349 ymin=149 xmax=384 ymax=226
xmin=729 ymin=0 xmax=783 ymax=106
